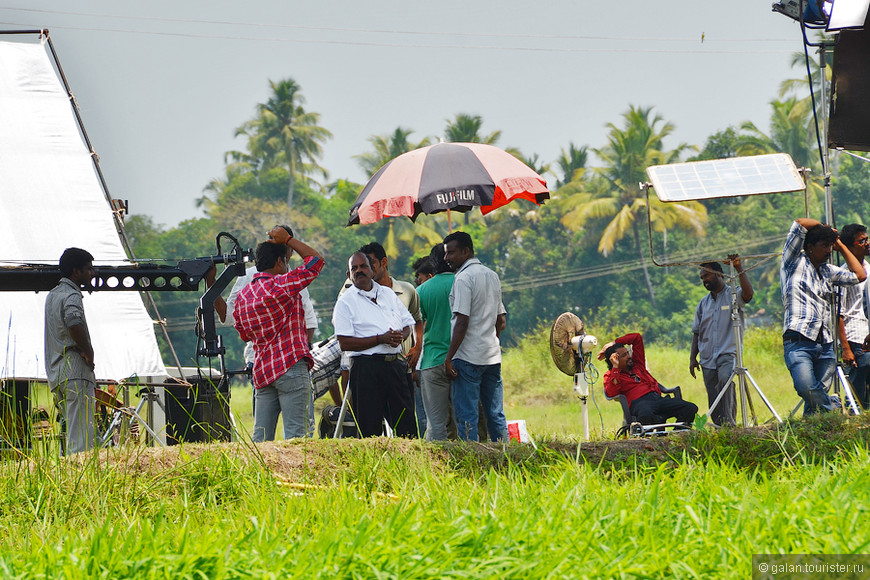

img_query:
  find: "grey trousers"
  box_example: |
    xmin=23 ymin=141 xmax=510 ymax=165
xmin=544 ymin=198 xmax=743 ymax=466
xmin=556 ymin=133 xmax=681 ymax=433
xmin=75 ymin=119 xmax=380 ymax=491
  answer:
xmin=53 ymin=378 xmax=96 ymax=455
xmin=702 ymin=354 xmax=737 ymax=426
xmin=420 ymin=364 xmax=457 ymax=441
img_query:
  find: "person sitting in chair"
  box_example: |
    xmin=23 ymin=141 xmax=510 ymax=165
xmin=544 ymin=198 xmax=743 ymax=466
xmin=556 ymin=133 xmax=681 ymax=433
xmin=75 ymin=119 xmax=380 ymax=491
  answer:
xmin=599 ymin=332 xmax=698 ymax=426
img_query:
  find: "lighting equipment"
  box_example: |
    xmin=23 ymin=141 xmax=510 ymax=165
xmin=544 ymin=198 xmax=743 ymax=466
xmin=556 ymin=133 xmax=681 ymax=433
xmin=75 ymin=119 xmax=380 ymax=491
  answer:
xmin=772 ymin=0 xmax=869 ymax=29
xmin=829 ymin=28 xmax=870 ymax=151
xmin=639 ymin=154 xmax=817 ymax=426
xmin=549 ymin=312 xmax=598 ymax=440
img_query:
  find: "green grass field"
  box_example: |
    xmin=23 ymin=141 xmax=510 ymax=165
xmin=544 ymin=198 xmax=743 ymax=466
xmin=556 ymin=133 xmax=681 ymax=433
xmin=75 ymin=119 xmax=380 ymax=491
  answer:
xmin=4 ymin=325 xmax=868 ymax=578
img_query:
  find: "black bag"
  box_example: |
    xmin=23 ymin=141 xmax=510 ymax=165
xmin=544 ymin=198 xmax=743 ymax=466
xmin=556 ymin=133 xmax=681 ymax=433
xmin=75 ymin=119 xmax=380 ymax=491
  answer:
xmin=318 ymin=404 xmax=358 ymax=439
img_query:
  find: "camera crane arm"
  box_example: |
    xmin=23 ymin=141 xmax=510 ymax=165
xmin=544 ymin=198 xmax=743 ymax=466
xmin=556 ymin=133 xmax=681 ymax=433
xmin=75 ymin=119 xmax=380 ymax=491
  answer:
xmin=0 ymin=232 xmax=252 ymax=359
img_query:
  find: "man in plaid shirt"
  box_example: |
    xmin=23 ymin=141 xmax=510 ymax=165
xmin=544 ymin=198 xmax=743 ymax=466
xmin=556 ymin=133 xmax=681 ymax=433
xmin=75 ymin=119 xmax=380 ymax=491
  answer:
xmin=781 ymin=218 xmax=866 ymax=415
xmin=234 ymin=226 xmax=324 ymax=441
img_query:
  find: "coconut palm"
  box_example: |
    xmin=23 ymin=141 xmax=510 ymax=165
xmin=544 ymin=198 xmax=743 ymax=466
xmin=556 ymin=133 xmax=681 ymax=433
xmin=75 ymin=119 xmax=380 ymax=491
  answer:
xmin=443 ymin=113 xmax=501 ymax=144
xmin=556 ymin=142 xmax=589 ymax=188
xmin=557 ymin=106 xmax=706 ymax=306
xmin=235 ymin=78 xmax=332 ymax=207
xmin=354 ymin=127 xmax=432 ymax=177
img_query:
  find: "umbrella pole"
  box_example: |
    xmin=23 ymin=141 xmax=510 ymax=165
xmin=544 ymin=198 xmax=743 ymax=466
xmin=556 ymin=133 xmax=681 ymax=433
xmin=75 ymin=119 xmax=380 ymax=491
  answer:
xmin=447 ymin=209 xmax=452 ymax=233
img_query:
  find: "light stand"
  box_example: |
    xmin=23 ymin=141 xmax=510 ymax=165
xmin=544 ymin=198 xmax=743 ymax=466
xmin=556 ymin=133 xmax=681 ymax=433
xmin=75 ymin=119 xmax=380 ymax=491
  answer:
xmin=100 ymin=385 xmax=167 ymax=448
xmin=570 ymin=334 xmax=599 ymax=441
xmin=706 ymin=262 xmax=782 ymax=426
xmin=792 ymin=36 xmax=863 ymax=416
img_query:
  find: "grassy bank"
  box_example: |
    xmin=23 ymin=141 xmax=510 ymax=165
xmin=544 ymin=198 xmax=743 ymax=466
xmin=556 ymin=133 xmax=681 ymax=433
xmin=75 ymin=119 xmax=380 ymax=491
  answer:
xmin=2 ymin=414 xmax=870 ymax=578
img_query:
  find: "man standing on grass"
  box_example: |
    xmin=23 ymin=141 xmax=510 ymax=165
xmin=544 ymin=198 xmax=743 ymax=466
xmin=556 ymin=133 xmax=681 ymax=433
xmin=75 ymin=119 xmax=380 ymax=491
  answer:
xmin=44 ymin=247 xmax=97 ymax=455
xmin=443 ymin=231 xmax=508 ymax=442
xmin=689 ymin=255 xmax=753 ymax=426
xmin=360 ymin=242 xmax=425 ymax=435
xmin=837 ymin=223 xmax=870 ymax=408
xmin=781 ymin=218 xmax=865 ymax=415
xmin=233 ymin=227 xmax=324 ymax=442
xmin=333 ymin=252 xmax=417 ymax=438
xmin=417 ymin=244 xmax=458 ymax=441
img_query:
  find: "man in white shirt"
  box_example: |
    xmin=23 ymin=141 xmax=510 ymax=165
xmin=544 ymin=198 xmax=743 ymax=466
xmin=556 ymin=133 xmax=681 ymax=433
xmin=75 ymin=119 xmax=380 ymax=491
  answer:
xmin=838 ymin=223 xmax=870 ymax=408
xmin=333 ymin=252 xmax=417 ymax=438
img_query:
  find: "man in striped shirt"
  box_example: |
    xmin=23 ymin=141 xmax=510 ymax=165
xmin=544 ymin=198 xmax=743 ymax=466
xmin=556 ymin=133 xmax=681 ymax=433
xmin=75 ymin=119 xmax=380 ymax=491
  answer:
xmin=44 ymin=247 xmax=97 ymax=455
xmin=781 ymin=218 xmax=866 ymax=415
xmin=837 ymin=224 xmax=870 ymax=408
xmin=233 ymin=227 xmax=324 ymax=441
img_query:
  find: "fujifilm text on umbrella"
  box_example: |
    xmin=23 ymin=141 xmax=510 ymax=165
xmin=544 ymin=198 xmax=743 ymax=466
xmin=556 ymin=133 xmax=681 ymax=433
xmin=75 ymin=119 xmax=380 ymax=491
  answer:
xmin=436 ymin=189 xmax=476 ymax=205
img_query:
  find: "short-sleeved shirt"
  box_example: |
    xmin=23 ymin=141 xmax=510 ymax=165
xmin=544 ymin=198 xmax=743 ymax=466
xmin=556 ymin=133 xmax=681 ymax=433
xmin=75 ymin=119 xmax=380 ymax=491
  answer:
xmin=840 ymin=259 xmax=870 ymax=344
xmin=233 ymin=256 xmax=323 ymax=388
xmin=449 ymin=257 xmax=506 ymax=366
xmin=692 ymin=285 xmax=745 ymax=368
xmin=223 ymin=265 xmax=318 ymax=365
xmin=780 ymin=221 xmax=860 ymax=342
xmin=332 ymin=281 xmax=416 ymax=357
xmin=388 ymin=278 xmax=421 ymax=357
xmin=44 ymin=278 xmax=96 ymax=388
xmin=417 ymin=272 xmax=454 ymax=369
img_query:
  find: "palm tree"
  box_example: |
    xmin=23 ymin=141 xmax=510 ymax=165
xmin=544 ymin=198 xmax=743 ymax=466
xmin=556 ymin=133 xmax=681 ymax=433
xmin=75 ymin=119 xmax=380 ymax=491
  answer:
xmin=354 ymin=127 xmax=432 ymax=177
xmin=443 ymin=113 xmax=501 ymax=144
xmin=236 ymin=78 xmax=332 ymax=207
xmin=740 ymin=97 xmax=818 ymax=169
xmin=557 ymin=106 xmax=706 ymax=306
xmin=556 ymin=142 xmax=589 ymax=188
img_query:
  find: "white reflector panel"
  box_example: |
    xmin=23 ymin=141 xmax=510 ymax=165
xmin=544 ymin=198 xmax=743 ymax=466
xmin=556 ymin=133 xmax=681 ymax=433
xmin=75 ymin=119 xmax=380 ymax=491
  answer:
xmin=646 ymin=153 xmax=805 ymax=202
xmin=0 ymin=37 xmax=166 ymax=381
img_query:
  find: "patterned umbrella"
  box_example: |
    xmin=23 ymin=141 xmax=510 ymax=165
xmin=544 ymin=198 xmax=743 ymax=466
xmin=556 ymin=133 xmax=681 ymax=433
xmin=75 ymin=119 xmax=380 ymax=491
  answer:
xmin=348 ymin=142 xmax=550 ymax=226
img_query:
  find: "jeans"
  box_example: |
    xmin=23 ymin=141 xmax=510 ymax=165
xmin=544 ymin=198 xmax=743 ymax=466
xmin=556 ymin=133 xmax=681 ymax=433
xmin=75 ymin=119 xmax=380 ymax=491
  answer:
xmin=701 ymin=354 xmax=737 ymax=426
xmin=847 ymin=341 xmax=870 ymax=409
xmin=53 ymin=378 xmax=96 ymax=455
xmin=420 ymin=364 xmax=457 ymax=441
xmin=783 ymin=338 xmax=837 ymax=415
xmin=452 ymin=359 xmax=508 ymax=442
xmin=252 ymin=360 xmax=311 ymax=442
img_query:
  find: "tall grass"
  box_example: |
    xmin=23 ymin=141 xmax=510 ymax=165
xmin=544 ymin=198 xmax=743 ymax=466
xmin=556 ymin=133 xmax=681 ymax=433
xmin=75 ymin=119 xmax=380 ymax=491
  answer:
xmin=2 ymin=436 xmax=870 ymax=578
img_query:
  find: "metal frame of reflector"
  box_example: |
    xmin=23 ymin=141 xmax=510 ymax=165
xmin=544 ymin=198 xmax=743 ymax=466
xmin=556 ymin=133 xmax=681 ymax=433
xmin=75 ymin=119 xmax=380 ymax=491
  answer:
xmin=640 ymin=153 xmax=808 ymax=269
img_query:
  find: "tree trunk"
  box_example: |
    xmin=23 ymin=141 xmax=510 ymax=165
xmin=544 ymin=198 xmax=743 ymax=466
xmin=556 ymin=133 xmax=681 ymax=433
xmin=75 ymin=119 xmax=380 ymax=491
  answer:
xmin=632 ymin=221 xmax=657 ymax=308
xmin=287 ymin=147 xmax=295 ymax=208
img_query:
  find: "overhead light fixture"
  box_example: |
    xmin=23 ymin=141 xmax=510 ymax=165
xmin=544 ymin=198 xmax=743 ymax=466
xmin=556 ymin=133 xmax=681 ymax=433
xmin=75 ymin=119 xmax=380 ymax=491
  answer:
xmin=772 ymin=0 xmax=869 ymax=29
xmin=772 ymin=0 xmax=831 ymax=25
xmin=827 ymin=0 xmax=870 ymax=29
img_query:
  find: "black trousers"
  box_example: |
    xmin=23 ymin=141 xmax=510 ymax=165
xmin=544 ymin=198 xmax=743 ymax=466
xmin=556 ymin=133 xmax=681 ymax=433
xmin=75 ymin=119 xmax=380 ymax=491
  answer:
xmin=630 ymin=392 xmax=698 ymax=425
xmin=349 ymin=355 xmax=417 ymax=438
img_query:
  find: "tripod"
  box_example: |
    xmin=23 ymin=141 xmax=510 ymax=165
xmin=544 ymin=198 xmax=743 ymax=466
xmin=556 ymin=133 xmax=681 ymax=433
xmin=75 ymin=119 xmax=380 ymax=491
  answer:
xmin=707 ymin=261 xmax=782 ymax=427
xmin=99 ymin=385 xmax=167 ymax=448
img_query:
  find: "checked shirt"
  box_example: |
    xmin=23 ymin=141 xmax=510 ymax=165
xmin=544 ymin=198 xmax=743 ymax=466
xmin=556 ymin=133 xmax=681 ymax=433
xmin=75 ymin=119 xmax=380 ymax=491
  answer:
xmin=780 ymin=221 xmax=859 ymax=343
xmin=233 ymin=256 xmax=323 ymax=389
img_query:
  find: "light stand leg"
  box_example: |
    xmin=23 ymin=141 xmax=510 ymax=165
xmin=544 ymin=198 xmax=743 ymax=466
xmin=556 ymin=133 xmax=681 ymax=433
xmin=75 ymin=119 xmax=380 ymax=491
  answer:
xmin=835 ymin=364 xmax=861 ymax=415
xmin=334 ymin=377 xmax=352 ymax=440
xmin=744 ymin=370 xmax=782 ymax=423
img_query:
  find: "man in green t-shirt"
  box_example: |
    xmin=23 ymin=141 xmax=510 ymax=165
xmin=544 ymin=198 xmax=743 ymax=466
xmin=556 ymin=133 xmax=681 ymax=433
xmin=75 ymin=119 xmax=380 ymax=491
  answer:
xmin=417 ymin=244 xmax=458 ymax=441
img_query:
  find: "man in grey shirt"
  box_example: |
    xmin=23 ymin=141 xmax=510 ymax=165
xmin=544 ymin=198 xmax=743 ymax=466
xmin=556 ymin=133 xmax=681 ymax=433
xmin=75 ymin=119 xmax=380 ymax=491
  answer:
xmin=689 ymin=255 xmax=753 ymax=426
xmin=443 ymin=231 xmax=508 ymax=442
xmin=44 ymin=247 xmax=97 ymax=454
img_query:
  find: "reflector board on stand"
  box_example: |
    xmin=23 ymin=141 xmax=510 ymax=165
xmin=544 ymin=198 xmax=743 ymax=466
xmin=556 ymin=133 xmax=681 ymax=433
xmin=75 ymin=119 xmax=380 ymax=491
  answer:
xmin=646 ymin=153 xmax=804 ymax=202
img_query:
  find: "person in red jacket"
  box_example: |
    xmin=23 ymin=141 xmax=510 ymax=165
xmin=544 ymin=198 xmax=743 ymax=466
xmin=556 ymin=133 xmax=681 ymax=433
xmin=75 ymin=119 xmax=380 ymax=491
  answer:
xmin=599 ymin=333 xmax=698 ymax=426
